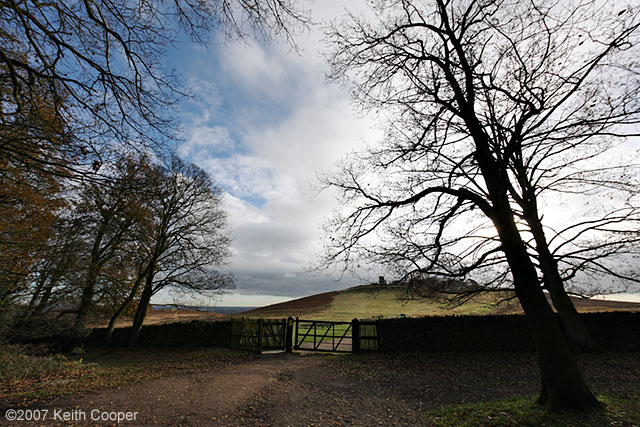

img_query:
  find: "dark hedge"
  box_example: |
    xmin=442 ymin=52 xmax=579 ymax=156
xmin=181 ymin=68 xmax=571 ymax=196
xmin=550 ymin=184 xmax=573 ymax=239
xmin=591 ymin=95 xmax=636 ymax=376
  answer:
xmin=377 ymin=311 xmax=640 ymax=352
xmin=87 ymin=320 xmax=232 ymax=348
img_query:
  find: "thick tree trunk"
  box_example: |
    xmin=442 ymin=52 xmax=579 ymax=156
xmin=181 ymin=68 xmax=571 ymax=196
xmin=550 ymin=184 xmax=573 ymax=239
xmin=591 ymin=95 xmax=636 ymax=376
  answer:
xmin=525 ymin=212 xmax=594 ymax=352
xmin=546 ymin=274 xmax=594 ymax=353
xmin=128 ymin=262 xmax=155 ymax=347
xmin=493 ymin=209 xmax=599 ymax=412
xmin=74 ymin=267 xmax=99 ymax=330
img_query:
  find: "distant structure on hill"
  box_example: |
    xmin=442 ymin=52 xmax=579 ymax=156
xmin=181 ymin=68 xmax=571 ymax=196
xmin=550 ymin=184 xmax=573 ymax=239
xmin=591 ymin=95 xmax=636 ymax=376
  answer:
xmin=371 ymin=275 xmax=481 ymax=295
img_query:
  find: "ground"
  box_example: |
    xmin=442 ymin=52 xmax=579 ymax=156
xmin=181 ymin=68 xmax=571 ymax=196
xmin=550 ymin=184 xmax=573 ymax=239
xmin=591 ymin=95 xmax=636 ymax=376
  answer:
xmin=22 ymin=350 xmax=640 ymax=426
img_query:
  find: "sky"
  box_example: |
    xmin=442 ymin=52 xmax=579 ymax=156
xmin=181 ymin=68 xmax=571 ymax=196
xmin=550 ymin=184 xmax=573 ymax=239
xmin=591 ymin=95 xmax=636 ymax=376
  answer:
xmin=154 ymin=1 xmax=640 ymax=307
xmin=156 ymin=1 xmax=379 ymax=307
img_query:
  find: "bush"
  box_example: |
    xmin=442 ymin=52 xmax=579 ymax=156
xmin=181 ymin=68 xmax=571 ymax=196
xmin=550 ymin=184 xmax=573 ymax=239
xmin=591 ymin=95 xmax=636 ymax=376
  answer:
xmin=0 ymin=344 xmax=81 ymax=382
xmin=7 ymin=317 xmax=91 ymax=352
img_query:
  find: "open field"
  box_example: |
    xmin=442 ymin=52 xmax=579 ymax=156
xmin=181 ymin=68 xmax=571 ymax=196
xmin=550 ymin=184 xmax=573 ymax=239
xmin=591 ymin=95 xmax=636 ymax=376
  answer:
xmin=2 ymin=346 xmax=638 ymax=426
xmin=238 ymin=285 xmax=640 ymax=321
xmin=87 ymin=307 xmax=227 ymax=329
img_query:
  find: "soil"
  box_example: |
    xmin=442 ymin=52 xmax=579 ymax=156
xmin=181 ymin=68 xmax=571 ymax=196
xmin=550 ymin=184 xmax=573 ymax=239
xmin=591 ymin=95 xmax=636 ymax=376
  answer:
xmin=36 ymin=351 xmax=639 ymax=426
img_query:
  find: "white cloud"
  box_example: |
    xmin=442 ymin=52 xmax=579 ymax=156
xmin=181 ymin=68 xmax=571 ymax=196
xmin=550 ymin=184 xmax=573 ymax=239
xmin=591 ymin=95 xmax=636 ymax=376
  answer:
xmin=179 ymin=126 xmax=235 ymax=158
xmin=169 ymin=1 xmax=383 ymax=302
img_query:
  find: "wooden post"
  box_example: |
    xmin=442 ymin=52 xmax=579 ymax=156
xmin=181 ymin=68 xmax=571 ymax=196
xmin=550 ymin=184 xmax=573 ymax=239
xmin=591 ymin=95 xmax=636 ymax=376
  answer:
xmin=286 ymin=317 xmax=294 ymax=353
xmin=352 ymin=318 xmax=360 ymax=354
xmin=257 ymin=318 xmax=263 ymax=353
xmin=294 ymin=317 xmax=299 ymax=350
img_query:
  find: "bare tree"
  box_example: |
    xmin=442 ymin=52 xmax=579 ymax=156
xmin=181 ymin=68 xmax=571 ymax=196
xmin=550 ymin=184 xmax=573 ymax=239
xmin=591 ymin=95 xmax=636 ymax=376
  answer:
xmin=0 ymin=0 xmax=308 ymax=176
xmin=127 ymin=154 xmax=233 ymax=346
xmin=324 ymin=0 xmax=640 ymax=412
xmin=73 ymin=154 xmax=153 ymax=329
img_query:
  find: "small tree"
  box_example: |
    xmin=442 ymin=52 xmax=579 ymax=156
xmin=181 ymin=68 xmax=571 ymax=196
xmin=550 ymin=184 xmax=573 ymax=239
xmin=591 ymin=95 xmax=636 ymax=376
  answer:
xmin=127 ymin=154 xmax=233 ymax=346
xmin=324 ymin=0 xmax=640 ymax=412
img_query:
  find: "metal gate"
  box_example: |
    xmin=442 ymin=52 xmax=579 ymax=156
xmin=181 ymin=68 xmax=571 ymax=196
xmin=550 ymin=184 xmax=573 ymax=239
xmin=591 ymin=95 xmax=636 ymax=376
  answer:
xmin=294 ymin=319 xmax=352 ymax=352
xmin=230 ymin=318 xmax=287 ymax=352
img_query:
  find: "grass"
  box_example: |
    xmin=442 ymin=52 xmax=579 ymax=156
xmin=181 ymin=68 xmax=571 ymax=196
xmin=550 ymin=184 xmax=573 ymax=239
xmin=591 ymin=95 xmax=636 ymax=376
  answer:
xmin=295 ymin=322 xmax=352 ymax=345
xmin=242 ymin=284 xmax=640 ymax=322
xmin=245 ymin=285 xmax=520 ymax=321
xmin=0 ymin=344 xmax=253 ymax=407
xmin=424 ymin=392 xmax=640 ymax=426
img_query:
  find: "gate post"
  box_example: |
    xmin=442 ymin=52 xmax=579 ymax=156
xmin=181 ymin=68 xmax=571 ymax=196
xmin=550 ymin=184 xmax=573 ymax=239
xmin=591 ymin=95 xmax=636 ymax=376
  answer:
xmin=257 ymin=318 xmax=263 ymax=353
xmin=352 ymin=318 xmax=360 ymax=353
xmin=294 ymin=317 xmax=299 ymax=350
xmin=286 ymin=317 xmax=294 ymax=353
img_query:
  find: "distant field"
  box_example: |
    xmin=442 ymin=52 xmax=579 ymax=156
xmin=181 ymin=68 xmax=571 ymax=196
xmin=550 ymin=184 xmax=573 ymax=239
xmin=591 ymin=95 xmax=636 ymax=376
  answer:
xmin=88 ymin=308 xmax=226 ymax=329
xmin=237 ymin=285 xmax=640 ymax=321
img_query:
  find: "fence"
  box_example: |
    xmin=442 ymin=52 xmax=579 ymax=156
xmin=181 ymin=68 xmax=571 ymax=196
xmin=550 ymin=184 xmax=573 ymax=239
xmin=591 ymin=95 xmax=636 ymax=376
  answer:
xmin=88 ymin=317 xmax=378 ymax=354
xmin=86 ymin=311 xmax=639 ymax=353
xmin=230 ymin=318 xmax=288 ymax=352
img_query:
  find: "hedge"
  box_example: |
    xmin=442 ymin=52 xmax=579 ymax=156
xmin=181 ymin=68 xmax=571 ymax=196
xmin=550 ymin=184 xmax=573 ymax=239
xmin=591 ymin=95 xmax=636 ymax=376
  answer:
xmin=86 ymin=320 xmax=231 ymax=348
xmin=376 ymin=311 xmax=640 ymax=352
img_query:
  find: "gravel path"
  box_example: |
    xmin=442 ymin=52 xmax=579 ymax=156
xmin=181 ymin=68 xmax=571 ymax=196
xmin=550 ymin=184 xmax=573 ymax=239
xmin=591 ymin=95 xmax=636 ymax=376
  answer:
xmin=32 ymin=351 xmax=640 ymax=426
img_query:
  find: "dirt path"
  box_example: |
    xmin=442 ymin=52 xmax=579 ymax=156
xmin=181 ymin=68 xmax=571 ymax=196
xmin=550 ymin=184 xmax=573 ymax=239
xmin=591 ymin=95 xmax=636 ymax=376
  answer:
xmin=33 ymin=351 xmax=640 ymax=426
xmin=38 ymin=354 xmax=311 ymax=426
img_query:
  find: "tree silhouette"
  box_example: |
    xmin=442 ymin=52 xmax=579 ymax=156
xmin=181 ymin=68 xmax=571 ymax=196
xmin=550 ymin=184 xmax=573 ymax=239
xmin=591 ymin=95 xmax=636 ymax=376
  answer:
xmin=324 ymin=0 xmax=639 ymax=411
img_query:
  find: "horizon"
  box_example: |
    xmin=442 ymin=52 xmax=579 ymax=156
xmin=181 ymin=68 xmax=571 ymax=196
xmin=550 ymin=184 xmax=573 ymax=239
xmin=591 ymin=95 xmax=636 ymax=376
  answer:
xmin=154 ymin=290 xmax=640 ymax=308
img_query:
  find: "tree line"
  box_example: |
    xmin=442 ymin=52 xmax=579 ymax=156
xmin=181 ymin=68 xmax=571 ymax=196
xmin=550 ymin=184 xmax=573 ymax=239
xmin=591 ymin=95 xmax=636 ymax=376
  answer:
xmin=0 ymin=0 xmax=306 ymax=345
xmin=0 ymin=146 xmax=233 ymax=346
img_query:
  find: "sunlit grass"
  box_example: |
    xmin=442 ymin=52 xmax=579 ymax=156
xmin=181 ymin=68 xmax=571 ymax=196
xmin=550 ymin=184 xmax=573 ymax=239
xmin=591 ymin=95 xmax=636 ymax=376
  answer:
xmin=424 ymin=392 xmax=640 ymax=426
xmin=311 ymin=286 xmax=516 ymax=321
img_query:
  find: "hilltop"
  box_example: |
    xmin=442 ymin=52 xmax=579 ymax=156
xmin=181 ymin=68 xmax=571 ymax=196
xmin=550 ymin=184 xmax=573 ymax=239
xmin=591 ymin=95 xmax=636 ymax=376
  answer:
xmin=237 ymin=284 xmax=640 ymax=321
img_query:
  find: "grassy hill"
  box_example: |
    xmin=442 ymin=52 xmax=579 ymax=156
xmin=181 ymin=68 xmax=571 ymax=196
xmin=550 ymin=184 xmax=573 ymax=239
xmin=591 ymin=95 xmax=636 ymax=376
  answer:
xmin=237 ymin=284 xmax=640 ymax=321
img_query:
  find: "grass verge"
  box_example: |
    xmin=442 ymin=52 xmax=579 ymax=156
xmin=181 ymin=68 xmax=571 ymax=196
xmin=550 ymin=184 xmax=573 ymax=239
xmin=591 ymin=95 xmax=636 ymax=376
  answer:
xmin=424 ymin=392 xmax=640 ymax=426
xmin=0 ymin=344 xmax=253 ymax=408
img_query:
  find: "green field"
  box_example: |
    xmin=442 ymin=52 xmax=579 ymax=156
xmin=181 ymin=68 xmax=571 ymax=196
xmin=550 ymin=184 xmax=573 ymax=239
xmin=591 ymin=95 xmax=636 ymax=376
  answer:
xmin=295 ymin=321 xmax=352 ymax=345
xmin=240 ymin=285 xmax=522 ymax=321
xmin=238 ymin=284 xmax=640 ymax=321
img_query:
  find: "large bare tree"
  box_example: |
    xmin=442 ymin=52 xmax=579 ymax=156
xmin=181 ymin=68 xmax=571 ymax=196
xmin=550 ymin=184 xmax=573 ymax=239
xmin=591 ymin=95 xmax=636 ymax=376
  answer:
xmin=324 ymin=0 xmax=640 ymax=412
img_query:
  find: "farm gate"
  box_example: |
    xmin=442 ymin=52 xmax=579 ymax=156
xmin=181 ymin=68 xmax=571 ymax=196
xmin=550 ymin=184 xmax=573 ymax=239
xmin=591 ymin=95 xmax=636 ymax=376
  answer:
xmin=294 ymin=318 xmax=378 ymax=353
xmin=230 ymin=318 xmax=289 ymax=352
xmin=230 ymin=317 xmax=378 ymax=353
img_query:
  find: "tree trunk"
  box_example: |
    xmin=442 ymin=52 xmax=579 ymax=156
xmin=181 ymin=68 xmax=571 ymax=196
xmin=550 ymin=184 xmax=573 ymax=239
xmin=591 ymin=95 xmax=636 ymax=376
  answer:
xmin=75 ymin=227 xmax=106 ymax=330
xmin=492 ymin=207 xmax=599 ymax=412
xmin=128 ymin=262 xmax=155 ymax=347
xmin=74 ymin=267 xmax=99 ymax=330
xmin=106 ymin=273 xmax=145 ymax=343
xmin=521 ymin=204 xmax=594 ymax=352
xmin=546 ymin=274 xmax=594 ymax=353
xmin=25 ymin=275 xmax=59 ymax=323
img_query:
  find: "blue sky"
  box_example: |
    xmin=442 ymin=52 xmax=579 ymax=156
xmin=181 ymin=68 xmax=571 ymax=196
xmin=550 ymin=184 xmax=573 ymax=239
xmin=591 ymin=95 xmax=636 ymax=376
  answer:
xmin=156 ymin=1 xmax=380 ymax=307
xmin=154 ymin=1 xmax=640 ymax=307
